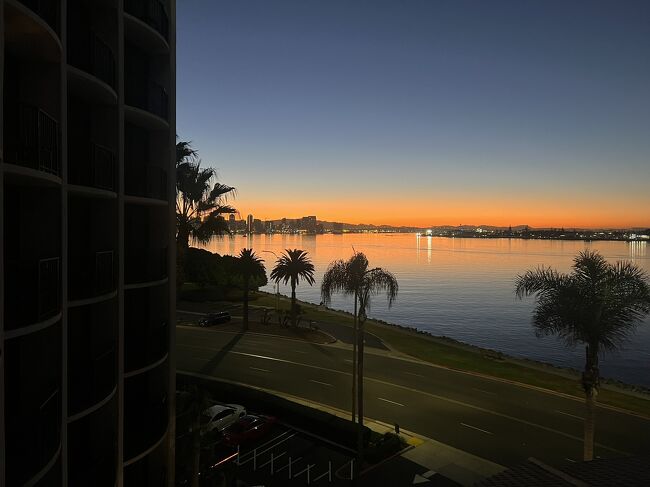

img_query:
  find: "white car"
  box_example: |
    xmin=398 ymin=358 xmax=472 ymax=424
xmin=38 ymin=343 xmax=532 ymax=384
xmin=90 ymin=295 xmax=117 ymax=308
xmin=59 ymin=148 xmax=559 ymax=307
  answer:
xmin=201 ymin=404 xmax=246 ymax=434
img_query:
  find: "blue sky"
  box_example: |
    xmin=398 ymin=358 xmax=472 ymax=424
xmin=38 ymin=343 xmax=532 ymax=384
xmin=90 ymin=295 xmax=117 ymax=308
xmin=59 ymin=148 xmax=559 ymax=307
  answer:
xmin=176 ymin=0 xmax=650 ymax=227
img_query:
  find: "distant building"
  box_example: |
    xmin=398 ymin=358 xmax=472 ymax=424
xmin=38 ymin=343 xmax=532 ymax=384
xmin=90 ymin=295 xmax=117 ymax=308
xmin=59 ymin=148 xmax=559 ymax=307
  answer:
xmin=301 ymin=216 xmax=317 ymax=233
xmin=228 ymin=213 xmax=236 ymax=232
xmin=253 ymin=219 xmax=264 ymax=233
xmin=246 ymin=214 xmax=254 ymax=233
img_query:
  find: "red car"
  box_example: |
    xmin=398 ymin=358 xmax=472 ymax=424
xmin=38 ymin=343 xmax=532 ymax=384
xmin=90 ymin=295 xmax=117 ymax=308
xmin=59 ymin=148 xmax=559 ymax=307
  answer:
xmin=223 ymin=414 xmax=277 ymax=446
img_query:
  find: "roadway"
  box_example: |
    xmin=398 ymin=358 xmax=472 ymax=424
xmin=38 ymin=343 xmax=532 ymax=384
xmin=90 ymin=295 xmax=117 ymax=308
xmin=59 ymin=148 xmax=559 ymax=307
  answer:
xmin=176 ymin=325 xmax=650 ymax=468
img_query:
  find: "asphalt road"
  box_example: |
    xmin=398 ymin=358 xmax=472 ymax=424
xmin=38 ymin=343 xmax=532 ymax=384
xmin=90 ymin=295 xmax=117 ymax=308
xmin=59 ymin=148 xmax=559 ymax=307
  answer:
xmin=176 ymin=326 xmax=650 ymax=469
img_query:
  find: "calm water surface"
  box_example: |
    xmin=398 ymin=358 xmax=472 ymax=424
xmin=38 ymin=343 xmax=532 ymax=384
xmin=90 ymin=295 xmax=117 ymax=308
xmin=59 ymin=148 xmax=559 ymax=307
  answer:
xmin=203 ymin=234 xmax=650 ymax=387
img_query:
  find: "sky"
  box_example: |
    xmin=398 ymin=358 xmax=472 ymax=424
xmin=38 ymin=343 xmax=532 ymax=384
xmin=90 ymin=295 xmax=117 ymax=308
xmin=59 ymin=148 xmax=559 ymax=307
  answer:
xmin=177 ymin=0 xmax=650 ymax=228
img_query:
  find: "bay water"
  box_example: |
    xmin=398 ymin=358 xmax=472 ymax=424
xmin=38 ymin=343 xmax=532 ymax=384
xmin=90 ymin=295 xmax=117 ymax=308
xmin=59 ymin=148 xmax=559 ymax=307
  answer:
xmin=203 ymin=234 xmax=650 ymax=387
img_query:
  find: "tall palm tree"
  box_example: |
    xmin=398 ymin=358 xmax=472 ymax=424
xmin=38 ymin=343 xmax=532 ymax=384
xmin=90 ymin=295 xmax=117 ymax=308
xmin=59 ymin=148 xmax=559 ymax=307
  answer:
xmin=236 ymin=248 xmax=266 ymax=331
xmin=175 ymin=140 xmax=236 ymax=285
xmin=321 ymin=252 xmax=369 ymax=423
xmin=321 ymin=251 xmax=398 ymax=470
xmin=270 ymin=249 xmax=316 ymax=326
xmin=515 ymin=250 xmax=650 ymax=461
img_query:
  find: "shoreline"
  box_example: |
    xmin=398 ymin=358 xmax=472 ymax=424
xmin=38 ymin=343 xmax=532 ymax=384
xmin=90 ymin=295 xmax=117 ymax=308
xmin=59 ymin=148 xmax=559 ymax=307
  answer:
xmin=253 ymin=290 xmax=650 ymax=416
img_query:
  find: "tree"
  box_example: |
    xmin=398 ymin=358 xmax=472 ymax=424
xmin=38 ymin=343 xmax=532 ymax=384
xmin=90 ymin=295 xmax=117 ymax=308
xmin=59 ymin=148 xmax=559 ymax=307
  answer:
xmin=176 ymin=139 xmax=236 ymax=286
xmin=235 ymin=248 xmax=266 ymax=331
xmin=321 ymin=251 xmax=398 ymax=470
xmin=270 ymin=249 xmax=316 ymax=326
xmin=515 ymin=250 xmax=650 ymax=461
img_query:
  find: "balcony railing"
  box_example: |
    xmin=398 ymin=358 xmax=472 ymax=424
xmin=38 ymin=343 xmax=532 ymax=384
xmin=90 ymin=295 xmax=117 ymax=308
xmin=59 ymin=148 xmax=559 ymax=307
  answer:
xmin=38 ymin=389 xmax=61 ymax=469
xmin=126 ymin=164 xmax=167 ymax=200
xmin=4 ymin=257 xmax=61 ymax=329
xmin=6 ymin=104 xmax=60 ymax=176
xmin=38 ymin=257 xmax=61 ymax=319
xmin=92 ymin=143 xmax=116 ymax=191
xmin=69 ymin=141 xmax=116 ymax=191
xmin=125 ymin=319 xmax=168 ymax=372
xmin=69 ymin=251 xmax=115 ymax=301
xmin=148 ymin=81 xmax=169 ymax=120
xmin=69 ymin=32 xmax=116 ymax=89
xmin=125 ymin=76 xmax=169 ymax=121
xmin=125 ymin=247 xmax=167 ymax=284
xmin=18 ymin=0 xmax=60 ymax=34
xmin=125 ymin=0 xmax=169 ymax=41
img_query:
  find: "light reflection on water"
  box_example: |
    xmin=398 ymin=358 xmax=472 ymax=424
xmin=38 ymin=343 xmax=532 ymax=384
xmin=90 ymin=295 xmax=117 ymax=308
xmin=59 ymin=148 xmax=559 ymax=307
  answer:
xmin=203 ymin=234 xmax=650 ymax=387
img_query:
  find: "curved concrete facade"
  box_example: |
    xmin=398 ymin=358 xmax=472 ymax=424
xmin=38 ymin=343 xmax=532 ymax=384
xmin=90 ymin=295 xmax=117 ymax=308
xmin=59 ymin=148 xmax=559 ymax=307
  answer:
xmin=1 ymin=0 xmax=176 ymax=485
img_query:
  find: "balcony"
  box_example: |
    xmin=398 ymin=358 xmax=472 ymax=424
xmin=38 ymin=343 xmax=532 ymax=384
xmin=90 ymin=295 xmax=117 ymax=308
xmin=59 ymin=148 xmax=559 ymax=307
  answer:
xmin=17 ymin=0 xmax=60 ymax=35
xmin=125 ymin=316 xmax=168 ymax=372
xmin=68 ymin=299 xmax=117 ymax=415
xmin=126 ymin=78 xmax=168 ymax=121
xmin=69 ymin=251 xmax=115 ymax=301
xmin=125 ymin=247 xmax=167 ymax=284
xmin=5 ymin=104 xmax=60 ymax=176
xmin=5 ymin=257 xmax=61 ymax=329
xmin=125 ymin=0 xmax=169 ymax=41
xmin=68 ymin=32 xmax=116 ymax=90
xmin=126 ymin=164 xmax=167 ymax=200
xmin=69 ymin=346 xmax=117 ymax=416
xmin=68 ymin=396 xmax=117 ymax=487
xmin=4 ymin=322 xmax=62 ymax=485
xmin=69 ymin=141 xmax=116 ymax=192
xmin=124 ymin=364 xmax=168 ymax=460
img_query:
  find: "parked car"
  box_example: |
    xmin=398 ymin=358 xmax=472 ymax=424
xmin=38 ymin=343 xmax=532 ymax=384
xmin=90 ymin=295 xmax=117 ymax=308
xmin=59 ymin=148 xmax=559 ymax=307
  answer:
xmin=199 ymin=311 xmax=231 ymax=327
xmin=223 ymin=414 xmax=277 ymax=446
xmin=201 ymin=404 xmax=246 ymax=434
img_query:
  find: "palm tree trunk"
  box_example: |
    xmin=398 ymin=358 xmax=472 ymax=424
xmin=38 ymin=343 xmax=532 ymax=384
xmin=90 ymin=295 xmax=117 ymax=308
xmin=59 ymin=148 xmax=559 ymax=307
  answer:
xmin=357 ymin=316 xmax=365 ymax=472
xmin=582 ymin=344 xmax=599 ymax=461
xmin=584 ymin=389 xmax=596 ymax=461
xmin=243 ymin=277 xmax=249 ymax=331
xmin=351 ymin=290 xmax=357 ymax=424
xmin=291 ymin=280 xmax=297 ymax=326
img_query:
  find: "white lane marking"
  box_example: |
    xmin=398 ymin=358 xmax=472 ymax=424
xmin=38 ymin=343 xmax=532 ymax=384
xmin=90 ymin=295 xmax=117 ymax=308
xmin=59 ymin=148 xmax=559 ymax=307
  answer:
xmin=565 ymin=458 xmax=576 ymax=463
xmin=344 ymin=359 xmax=353 ymax=363
xmin=377 ymin=397 xmax=405 ymax=407
xmin=240 ymin=430 xmax=290 ymax=456
xmin=404 ymin=372 xmax=426 ymax=378
xmin=555 ymin=410 xmax=583 ymax=420
xmin=293 ymin=350 xmax=309 ymax=354
xmin=473 ymin=387 xmax=497 ymax=396
xmin=276 ymin=456 xmax=302 ymax=473
xmin=294 ymin=464 xmax=316 ymax=478
xmin=239 ymin=433 xmax=296 ymax=464
xmin=259 ymin=450 xmax=286 ymax=468
xmin=309 ymin=379 xmax=333 ymax=387
xmin=249 ymin=366 xmax=271 ymax=373
xmin=177 ymin=347 xmax=630 ymax=454
xmin=460 ymin=422 xmax=493 ymax=435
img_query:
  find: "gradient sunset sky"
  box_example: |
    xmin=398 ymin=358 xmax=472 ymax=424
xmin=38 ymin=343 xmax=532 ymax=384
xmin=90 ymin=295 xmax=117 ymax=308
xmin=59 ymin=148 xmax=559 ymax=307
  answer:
xmin=177 ymin=0 xmax=650 ymax=228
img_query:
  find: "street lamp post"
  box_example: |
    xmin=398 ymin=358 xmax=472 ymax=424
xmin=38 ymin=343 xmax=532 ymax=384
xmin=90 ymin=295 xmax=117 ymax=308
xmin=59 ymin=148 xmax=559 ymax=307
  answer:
xmin=261 ymin=250 xmax=281 ymax=311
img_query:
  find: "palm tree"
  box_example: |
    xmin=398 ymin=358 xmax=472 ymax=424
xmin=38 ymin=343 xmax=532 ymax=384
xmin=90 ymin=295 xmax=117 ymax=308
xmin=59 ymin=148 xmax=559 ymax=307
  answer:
xmin=270 ymin=249 xmax=316 ymax=326
xmin=236 ymin=248 xmax=266 ymax=331
xmin=175 ymin=139 xmax=236 ymax=285
xmin=515 ymin=250 xmax=650 ymax=461
xmin=321 ymin=251 xmax=398 ymax=470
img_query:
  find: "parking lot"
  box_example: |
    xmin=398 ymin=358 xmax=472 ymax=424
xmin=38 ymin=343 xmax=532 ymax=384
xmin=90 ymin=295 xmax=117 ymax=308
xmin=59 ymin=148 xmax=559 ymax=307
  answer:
xmin=235 ymin=423 xmax=357 ymax=486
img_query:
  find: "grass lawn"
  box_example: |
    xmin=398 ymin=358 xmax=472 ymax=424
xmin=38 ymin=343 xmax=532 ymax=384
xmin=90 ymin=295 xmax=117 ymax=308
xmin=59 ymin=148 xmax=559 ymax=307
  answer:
xmin=250 ymin=292 xmax=650 ymax=417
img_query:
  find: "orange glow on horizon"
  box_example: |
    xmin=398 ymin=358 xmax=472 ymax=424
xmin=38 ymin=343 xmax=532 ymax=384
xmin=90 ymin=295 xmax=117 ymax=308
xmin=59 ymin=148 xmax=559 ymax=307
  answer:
xmin=231 ymin=194 xmax=650 ymax=229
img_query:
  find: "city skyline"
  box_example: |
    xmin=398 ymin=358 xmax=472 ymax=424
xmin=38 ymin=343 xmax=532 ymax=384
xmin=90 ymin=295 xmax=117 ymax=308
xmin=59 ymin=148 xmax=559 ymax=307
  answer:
xmin=177 ymin=0 xmax=650 ymax=229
